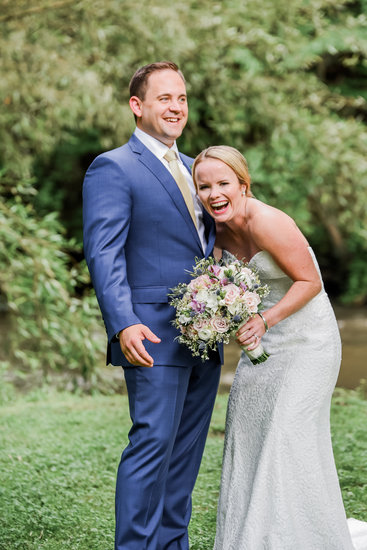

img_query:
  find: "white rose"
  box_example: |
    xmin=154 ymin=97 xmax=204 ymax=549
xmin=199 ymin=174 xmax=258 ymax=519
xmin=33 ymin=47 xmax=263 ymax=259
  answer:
xmin=196 ymin=289 xmax=219 ymax=312
xmin=178 ymin=314 xmax=192 ymax=325
xmin=235 ymin=267 xmax=253 ymax=287
xmin=228 ymin=302 xmax=244 ymax=316
xmin=198 ymin=328 xmax=213 ymax=341
xmin=226 ymin=263 xmax=239 ymax=273
xmin=195 ymin=289 xmax=209 ymax=303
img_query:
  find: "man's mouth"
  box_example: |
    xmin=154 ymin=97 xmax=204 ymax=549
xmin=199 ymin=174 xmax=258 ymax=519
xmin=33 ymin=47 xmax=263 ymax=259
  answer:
xmin=211 ymin=200 xmax=229 ymax=213
xmin=165 ymin=117 xmax=180 ymax=123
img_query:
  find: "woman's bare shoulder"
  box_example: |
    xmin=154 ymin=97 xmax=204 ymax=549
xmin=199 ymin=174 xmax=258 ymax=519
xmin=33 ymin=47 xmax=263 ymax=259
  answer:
xmin=248 ymin=199 xmax=308 ymax=250
xmin=249 ymin=199 xmax=298 ymax=230
xmin=249 ymin=198 xmax=291 ymax=220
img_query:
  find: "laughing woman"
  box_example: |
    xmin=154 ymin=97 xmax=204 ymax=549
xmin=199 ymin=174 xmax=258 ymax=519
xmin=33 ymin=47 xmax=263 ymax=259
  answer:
xmin=192 ymin=145 xmax=367 ymax=550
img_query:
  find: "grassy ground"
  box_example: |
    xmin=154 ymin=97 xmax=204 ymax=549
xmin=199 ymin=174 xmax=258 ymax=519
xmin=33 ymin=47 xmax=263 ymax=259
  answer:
xmin=0 ymin=387 xmax=366 ymax=550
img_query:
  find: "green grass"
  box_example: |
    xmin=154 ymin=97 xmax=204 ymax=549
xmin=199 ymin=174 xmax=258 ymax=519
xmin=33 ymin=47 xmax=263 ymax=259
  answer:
xmin=0 ymin=387 xmax=366 ymax=550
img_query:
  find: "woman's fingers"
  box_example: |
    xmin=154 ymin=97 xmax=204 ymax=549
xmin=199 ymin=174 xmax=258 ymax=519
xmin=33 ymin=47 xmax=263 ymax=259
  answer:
xmin=237 ymin=320 xmax=264 ymax=349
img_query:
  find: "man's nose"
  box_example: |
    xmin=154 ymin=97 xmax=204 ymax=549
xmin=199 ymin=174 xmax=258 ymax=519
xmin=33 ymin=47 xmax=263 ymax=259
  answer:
xmin=168 ymin=100 xmax=181 ymax=112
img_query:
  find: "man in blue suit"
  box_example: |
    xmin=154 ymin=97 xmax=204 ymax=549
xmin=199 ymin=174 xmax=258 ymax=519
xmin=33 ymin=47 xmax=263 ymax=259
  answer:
xmin=83 ymin=61 xmax=222 ymax=549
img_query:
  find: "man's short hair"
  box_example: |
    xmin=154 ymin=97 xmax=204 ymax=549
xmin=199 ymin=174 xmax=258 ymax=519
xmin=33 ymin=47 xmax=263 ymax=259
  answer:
xmin=129 ymin=61 xmax=185 ymax=100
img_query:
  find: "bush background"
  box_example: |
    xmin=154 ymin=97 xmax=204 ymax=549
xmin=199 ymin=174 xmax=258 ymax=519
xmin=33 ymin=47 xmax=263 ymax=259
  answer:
xmin=1 ymin=0 xmax=367 ymax=387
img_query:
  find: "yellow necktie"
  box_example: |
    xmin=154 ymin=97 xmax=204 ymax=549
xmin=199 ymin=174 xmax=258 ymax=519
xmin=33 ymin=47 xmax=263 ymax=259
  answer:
xmin=164 ymin=149 xmax=198 ymax=229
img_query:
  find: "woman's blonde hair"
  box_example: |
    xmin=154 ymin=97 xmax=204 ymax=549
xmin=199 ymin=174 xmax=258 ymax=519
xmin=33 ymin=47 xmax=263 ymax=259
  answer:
xmin=192 ymin=145 xmax=252 ymax=196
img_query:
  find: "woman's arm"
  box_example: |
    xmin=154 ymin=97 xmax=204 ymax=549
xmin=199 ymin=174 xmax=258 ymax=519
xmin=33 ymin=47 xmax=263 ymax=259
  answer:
xmin=238 ymin=204 xmax=322 ymax=350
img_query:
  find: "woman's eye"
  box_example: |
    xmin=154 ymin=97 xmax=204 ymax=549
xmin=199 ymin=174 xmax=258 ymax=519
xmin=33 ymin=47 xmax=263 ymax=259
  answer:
xmin=220 ymin=181 xmax=229 ymax=186
xmin=198 ymin=185 xmax=209 ymax=191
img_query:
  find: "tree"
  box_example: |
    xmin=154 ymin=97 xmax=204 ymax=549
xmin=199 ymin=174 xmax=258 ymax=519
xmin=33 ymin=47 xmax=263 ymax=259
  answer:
xmin=1 ymin=0 xmax=366 ymax=389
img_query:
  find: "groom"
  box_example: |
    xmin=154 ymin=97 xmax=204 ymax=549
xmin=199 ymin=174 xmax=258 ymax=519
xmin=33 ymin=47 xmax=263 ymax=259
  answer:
xmin=83 ymin=61 xmax=222 ymax=549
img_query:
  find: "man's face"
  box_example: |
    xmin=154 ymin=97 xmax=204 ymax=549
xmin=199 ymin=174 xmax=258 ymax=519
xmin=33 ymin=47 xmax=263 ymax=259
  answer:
xmin=131 ymin=69 xmax=188 ymax=147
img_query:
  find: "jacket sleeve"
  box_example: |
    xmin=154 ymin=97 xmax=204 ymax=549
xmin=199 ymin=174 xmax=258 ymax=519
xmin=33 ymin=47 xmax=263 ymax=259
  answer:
xmin=82 ymin=153 xmax=141 ymax=341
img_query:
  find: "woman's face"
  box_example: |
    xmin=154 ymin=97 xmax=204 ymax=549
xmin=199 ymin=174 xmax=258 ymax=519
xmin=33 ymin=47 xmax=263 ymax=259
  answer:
xmin=195 ymin=158 xmax=245 ymax=223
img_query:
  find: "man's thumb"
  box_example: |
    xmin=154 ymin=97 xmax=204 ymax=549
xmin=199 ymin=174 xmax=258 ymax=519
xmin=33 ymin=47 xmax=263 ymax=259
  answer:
xmin=142 ymin=327 xmax=161 ymax=343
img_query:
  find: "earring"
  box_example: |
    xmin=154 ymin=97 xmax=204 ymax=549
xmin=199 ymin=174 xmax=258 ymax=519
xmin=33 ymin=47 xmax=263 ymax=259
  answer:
xmin=242 ymin=191 xmax=246 ymax=196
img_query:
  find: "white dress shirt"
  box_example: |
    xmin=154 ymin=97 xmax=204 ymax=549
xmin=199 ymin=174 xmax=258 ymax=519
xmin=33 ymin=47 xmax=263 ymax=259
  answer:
xmin=134 ymin=127 xmax=207 ymax=252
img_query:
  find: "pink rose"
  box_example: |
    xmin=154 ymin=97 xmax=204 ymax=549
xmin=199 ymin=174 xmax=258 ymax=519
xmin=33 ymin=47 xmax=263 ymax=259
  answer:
xmin=242 ymin=291 xmax=261 ymax=313
xmin=193 ymin=318 xmax=209 ymax=332
xmin=210 ymin=316 xmax=230 ymax=333
xmin=189 ymin=274 xmax=212 ymax=291
xmin=224 ymin=283 xmax=241 ymax=305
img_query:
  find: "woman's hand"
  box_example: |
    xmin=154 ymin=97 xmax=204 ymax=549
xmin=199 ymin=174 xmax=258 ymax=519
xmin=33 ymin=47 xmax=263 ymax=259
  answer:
xmin=236 ymin=314 xmax=266 ymax=351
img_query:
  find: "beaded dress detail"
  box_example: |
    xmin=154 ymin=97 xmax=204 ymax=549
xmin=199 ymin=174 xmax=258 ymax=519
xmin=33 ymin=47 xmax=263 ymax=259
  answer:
xmin=214 ymin=248 xmax=362 ymax=550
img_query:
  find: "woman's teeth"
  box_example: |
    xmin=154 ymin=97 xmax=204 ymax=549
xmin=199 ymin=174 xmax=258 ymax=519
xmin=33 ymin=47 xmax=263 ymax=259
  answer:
xmin=212 ymin=201 xmax=228 ymax=211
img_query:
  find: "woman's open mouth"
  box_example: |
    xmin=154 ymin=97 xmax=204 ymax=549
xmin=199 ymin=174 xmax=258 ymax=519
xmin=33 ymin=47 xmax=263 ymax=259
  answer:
xmin=211 ymin=201 xmax=229 ymax=214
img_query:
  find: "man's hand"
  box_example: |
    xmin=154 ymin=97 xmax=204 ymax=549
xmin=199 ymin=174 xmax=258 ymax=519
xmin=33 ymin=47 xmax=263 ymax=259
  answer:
xmin=119 ymin=324 xmax=161 ymax=367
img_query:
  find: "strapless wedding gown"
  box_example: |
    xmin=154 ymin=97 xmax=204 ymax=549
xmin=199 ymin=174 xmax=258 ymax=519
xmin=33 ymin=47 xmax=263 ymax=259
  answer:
xmin=214 ymin=248 xmax=367 ymax=550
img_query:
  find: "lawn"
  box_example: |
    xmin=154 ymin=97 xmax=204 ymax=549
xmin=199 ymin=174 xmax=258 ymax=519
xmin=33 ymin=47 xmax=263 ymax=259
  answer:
xmin=0 ymin=387 xmax=366 ymax=550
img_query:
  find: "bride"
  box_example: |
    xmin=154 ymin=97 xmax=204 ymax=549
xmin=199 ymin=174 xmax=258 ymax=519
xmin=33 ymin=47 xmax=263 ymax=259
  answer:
xmin=192 ymin=145 xmax=367 ymax=550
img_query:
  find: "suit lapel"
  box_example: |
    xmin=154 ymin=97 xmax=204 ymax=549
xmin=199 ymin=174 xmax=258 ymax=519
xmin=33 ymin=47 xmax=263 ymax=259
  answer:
xmin=180 ymin=152 xmax=216 ymax=257
xmin=203 ymin=208 xmax=216 ymax=258
xmin=129 ymin=135 xmax=203 ymax=251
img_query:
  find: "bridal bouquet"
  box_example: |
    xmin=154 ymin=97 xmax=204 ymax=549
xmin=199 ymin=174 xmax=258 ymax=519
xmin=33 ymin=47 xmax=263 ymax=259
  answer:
xmin=169 ymin=256 xmax=270 ymax=364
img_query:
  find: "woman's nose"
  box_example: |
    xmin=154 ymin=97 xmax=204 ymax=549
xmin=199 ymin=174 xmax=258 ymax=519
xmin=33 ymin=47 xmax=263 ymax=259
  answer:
xmin=210 ymin=186 xmax=220 ymax=199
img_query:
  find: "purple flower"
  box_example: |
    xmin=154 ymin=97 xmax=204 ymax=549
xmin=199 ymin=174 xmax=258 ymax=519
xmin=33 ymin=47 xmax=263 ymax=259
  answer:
xmin=191 ymin=300 xmax=206 ymax=313
xmin=209 ymin=264 xmax=222 ymax=277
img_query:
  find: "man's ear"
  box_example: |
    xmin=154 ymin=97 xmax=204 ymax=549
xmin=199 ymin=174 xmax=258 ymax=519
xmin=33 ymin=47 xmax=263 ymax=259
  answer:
xmin=129 ymin=96 xmax=142 ymax=118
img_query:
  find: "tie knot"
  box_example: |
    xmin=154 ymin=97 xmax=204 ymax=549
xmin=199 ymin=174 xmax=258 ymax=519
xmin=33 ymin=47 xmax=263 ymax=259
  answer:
xmin=164 ymin=149 xmax=178 ymax=163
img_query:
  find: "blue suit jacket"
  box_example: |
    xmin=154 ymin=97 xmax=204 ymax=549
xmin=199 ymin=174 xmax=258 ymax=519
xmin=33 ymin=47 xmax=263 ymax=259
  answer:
xmin=83 ymin=134 xmax=222 ymax=367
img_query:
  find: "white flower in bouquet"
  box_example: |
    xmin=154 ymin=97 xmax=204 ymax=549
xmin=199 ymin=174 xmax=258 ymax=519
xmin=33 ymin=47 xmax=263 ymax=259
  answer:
xmin=197 ymin=328 xmax=213 ymax=341
xmin=169 ymin=256 xmax=270 ymax=363
xmin=195 ymin=289 xmax=219 ymax=311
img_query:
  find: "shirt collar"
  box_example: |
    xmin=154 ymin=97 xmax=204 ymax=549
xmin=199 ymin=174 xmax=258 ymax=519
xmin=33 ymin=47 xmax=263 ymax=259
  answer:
xmin=134 ymin=127 xmax=181 ymax=162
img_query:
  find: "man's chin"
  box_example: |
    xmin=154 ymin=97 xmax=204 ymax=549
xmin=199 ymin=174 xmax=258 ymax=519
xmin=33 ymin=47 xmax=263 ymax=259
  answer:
xmin=163 ymin=124 xmax=185 ymax=140
xmin=160 ymin=132 xmax=184 ymax=146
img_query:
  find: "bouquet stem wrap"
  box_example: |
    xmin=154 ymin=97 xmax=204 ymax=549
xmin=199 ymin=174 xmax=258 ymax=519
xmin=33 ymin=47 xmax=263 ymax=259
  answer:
xmin=241 ymin=342 xmax=270 ymax=364
xmin=234 ymin=321 xmax=270 ymax=365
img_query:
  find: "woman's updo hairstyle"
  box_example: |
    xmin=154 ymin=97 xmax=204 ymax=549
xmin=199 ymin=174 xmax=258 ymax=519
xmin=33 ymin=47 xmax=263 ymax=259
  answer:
xmin=192 ymin=145 xmax=252 ymax=197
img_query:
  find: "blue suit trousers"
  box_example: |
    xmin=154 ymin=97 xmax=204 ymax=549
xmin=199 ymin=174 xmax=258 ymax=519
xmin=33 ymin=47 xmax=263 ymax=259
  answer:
xmin=115 ymin=360 xmax=221 ymax=549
